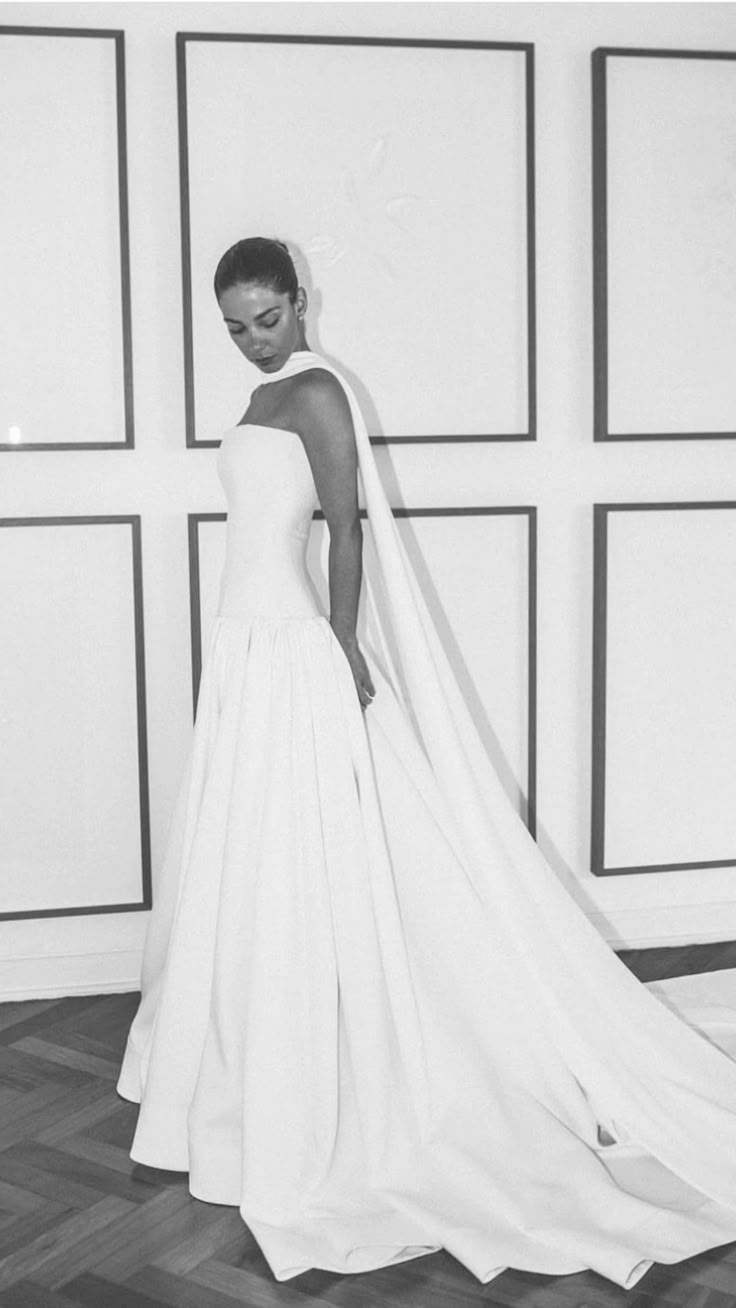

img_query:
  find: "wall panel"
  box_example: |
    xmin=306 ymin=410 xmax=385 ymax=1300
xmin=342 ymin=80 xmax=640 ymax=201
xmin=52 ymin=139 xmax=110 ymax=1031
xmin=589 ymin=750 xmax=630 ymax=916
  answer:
xmin=178 ymin=33 xmax=535 ymax=446
xmin=0 ymin=516 xmax=150 ymax=918
xmin=0 ymin=26 xmax=133 ymax=450
xmin=592 ymin=48 xmax=736 ymax=440
xmin=592 ymin=502 xmax=736 ymax=875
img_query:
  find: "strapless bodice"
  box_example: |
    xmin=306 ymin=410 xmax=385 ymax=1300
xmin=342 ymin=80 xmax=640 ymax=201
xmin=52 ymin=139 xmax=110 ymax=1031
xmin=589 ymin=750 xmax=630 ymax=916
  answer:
xmin=215 ymin=423 xmax=324 ymax=621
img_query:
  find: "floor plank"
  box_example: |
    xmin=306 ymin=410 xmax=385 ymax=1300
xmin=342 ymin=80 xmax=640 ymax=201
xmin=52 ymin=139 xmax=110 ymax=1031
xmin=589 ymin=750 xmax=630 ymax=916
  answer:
xmin=1 ymin=941 xmax=736 ymax=1307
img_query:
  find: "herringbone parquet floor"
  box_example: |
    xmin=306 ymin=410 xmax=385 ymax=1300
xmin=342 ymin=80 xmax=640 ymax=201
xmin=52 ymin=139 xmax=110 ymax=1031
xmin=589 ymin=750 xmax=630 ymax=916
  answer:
xmin=2 ymin=942 xmax=736 ymax=1308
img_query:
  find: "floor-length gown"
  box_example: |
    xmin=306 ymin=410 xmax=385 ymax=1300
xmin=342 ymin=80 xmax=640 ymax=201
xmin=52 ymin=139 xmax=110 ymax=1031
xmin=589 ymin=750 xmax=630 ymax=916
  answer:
xmin=117 ymin=350 xmax=736 ymax=1289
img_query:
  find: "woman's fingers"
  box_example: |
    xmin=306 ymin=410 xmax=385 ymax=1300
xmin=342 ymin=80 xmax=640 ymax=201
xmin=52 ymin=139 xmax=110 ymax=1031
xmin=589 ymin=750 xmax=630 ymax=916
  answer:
xmin=358 ymin=677 xmax=376 ymax=711
xmin=341 ymin=643 xmax=376 ymax=710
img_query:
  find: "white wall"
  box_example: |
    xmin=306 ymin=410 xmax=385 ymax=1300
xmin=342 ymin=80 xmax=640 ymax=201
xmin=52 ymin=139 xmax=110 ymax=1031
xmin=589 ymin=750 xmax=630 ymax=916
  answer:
xmin=2 ymin=0 xmax=736 ymax=1000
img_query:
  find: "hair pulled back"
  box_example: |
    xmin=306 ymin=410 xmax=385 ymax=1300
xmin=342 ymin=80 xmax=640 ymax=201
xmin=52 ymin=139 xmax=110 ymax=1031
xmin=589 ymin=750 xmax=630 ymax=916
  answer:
xmin=213 ymin=237 xmax=299 ymax=303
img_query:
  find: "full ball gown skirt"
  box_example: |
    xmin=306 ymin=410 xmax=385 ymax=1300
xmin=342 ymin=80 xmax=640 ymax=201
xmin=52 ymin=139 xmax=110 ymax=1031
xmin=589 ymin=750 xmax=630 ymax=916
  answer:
xmin=117 ymin=356 xmax=736 ymax=1289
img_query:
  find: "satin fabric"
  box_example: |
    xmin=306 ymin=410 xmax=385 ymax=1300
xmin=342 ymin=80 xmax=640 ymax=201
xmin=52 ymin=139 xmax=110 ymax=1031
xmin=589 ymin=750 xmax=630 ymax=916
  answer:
xmin=117 ymin=348 xmax=736 ymax=1289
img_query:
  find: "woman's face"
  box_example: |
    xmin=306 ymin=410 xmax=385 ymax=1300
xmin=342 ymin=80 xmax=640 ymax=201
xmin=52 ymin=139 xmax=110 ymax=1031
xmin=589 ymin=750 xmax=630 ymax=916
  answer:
xmin=218 ymin=280 xmax=307 ymax=374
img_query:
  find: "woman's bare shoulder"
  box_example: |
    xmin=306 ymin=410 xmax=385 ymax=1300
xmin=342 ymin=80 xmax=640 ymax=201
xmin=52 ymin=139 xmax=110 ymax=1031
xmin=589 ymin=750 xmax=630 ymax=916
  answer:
xmin=291 ymin=367 xmax=352 ymax=426
xmin=291 ymin=367 xmax=343 ymax=396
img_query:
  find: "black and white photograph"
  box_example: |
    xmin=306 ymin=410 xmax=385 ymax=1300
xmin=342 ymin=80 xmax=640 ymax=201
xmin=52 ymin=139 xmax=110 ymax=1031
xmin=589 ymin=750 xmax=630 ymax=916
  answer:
xmin=2 ymin=2 xmax=736 ymax=1305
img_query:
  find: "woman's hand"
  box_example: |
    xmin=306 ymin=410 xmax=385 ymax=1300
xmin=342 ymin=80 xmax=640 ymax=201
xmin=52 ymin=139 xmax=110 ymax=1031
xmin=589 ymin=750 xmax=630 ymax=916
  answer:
xmin=336 ymin=637 xmax=376 ymax=712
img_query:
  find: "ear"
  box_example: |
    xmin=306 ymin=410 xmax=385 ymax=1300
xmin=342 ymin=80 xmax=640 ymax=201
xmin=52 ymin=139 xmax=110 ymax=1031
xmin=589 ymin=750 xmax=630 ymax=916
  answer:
xmin=295 ymin=286 xmax=308 ymax=318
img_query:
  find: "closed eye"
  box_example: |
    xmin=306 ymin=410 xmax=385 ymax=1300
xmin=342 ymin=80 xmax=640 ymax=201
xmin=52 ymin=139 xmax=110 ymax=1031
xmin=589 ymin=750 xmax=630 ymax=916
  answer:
xmin=228 ymin=316 xmax=279 ymax=336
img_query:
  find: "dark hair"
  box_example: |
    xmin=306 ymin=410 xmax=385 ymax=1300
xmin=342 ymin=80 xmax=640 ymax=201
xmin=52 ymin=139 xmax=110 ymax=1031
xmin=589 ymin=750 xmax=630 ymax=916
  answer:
xmin=213 ymin=237 xmax=298 ymax=303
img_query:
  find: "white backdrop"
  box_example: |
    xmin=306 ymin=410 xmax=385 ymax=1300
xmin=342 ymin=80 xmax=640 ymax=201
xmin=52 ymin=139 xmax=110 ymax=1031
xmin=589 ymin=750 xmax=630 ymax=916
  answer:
xmin=3 ymin=1 xmax=736 ymax=1000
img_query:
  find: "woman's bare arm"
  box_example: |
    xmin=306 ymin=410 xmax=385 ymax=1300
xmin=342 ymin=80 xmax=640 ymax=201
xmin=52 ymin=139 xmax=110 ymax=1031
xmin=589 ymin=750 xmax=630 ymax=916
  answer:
xmin=294 ymin=370 xmax=376 ymax=708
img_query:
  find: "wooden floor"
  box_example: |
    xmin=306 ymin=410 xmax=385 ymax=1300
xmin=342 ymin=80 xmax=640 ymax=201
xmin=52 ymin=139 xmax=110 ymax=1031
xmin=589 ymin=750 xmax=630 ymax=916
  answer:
xmin=2 ymin=942 xmax=736 ymax=1307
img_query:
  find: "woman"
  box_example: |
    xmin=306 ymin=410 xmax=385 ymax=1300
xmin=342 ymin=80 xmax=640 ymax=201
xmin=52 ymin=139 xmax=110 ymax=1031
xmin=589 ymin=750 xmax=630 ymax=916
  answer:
xmin=214 ymin=239 xmax=377 ymax=714
xmin=118 ymin=237 xmax=736 ymax=1290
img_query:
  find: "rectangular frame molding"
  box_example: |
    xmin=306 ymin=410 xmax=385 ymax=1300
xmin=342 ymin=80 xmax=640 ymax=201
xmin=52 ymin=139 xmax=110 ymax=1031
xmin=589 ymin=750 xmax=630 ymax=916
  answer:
xmin=592 ymin=500 xmax=736 ymax=875
xmin=0 ymin=25 xmax=134 ymax=451
xmin=177 ymin=31 xmax=536 ymax=447
xmin=592 ymin=45 xmax=736 ymax=442
xmin=0 ymin=515 xmax=151 ymax=919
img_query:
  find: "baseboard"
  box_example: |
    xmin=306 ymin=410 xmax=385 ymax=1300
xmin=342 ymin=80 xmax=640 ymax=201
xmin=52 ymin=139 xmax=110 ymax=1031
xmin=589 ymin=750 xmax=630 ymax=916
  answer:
xmin=589 ymin=901 xmax=736 ymax=951
xmin=0 ymin=951 xmax=142 ymax=1003
xmin=2 ymin=901 xmax=736 ymax=1003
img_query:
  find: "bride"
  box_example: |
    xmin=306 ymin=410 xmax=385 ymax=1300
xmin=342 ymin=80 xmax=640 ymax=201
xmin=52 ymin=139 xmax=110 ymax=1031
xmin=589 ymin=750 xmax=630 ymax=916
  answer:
xmin=117 ymin=236 xmax=736 ymax=1291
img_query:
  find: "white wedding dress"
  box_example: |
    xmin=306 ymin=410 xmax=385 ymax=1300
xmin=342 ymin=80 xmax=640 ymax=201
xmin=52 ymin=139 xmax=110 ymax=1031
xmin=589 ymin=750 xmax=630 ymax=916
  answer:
xmin=117 ymin=350 xmax=736 ymax=1290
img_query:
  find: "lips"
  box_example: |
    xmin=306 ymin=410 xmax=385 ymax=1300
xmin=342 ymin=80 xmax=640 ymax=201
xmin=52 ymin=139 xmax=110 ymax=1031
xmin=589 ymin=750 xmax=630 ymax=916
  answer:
xmin=254 ymin=356 xmax=276 ymax=368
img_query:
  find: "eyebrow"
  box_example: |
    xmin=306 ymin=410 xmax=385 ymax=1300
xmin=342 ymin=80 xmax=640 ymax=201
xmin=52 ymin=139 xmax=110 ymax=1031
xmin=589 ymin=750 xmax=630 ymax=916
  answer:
xmin=223 ymin=306 xmax=280 ymax=325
